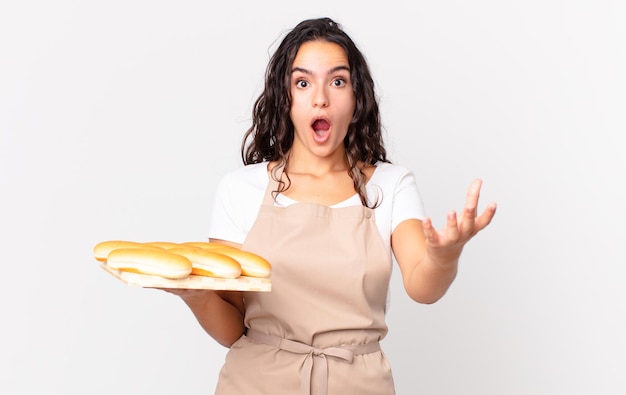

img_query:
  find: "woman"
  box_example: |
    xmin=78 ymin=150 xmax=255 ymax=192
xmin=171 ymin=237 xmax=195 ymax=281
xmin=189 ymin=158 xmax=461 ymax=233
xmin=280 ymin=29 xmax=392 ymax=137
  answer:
xmin=171 ymin=17 xmax=496 ymax=394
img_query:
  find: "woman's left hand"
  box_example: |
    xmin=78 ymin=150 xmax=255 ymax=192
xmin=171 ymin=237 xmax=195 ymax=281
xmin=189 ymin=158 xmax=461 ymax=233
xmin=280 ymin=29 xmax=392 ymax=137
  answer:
xmin=421 ymin=178 xmax=497 ymax=264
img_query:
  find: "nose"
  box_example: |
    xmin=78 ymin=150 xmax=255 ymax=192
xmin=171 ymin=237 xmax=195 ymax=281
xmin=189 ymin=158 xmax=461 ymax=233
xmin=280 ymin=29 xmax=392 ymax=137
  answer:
xmin=313 ymin=85 xmax=329 ymax=108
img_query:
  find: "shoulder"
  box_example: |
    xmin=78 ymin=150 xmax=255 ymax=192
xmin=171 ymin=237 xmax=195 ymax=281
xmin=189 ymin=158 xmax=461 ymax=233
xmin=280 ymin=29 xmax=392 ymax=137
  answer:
xmin=367 ymin=162 xmax=424 ymax=215
xmin=209 ymin=163 xmax=269 ymax=244
xmin=218 ymin=162 xmax=269 ymax=192
xmin=370 ymin=162 xmax=416 ymax=187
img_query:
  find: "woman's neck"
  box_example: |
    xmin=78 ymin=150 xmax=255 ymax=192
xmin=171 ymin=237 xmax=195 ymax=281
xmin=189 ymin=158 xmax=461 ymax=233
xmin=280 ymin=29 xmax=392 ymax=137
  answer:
xmin=286 ymin=146 xmax=349 ymax=176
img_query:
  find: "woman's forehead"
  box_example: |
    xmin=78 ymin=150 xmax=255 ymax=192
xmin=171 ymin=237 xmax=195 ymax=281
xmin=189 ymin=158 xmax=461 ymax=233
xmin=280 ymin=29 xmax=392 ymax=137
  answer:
xmin=291 ymin=41 xmax=349 ymax=71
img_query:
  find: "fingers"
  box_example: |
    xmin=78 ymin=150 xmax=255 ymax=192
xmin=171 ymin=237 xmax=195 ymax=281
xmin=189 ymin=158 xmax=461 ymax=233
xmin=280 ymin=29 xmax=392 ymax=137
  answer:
xmin=445 ymin=210 xmax=460 ymax=241
xmin=424 ymin=179 xmax=496 ymax=250
xmin=424 ymin=211 xmax=460 ymax=246
xmin=454 ymin=180 xmax=479 ymax=238
xmin=422 ymin=217 xmax=437 ymax=243
xmin=444 ymin=179 xmax=497 ymax=240
xmin=474 ymin=202 xmax=497 ymax=231
xmin=466 ymin=178 xmax=497 ymax=231
xmin=464 ymin=179 xmax=482 ymax=216
xmin=462 ymin=178 xmax=499 ymax=234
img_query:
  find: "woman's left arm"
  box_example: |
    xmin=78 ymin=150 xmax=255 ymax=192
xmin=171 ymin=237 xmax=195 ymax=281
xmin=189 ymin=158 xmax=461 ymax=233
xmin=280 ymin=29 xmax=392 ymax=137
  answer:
xmin=391 ymin=179 xmax=497 ymax=304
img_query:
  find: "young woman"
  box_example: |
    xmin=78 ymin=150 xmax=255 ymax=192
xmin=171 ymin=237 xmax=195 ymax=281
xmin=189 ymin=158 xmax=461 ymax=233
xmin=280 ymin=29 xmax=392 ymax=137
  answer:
xmin=169 ymin=17 xmax=496 ymax=395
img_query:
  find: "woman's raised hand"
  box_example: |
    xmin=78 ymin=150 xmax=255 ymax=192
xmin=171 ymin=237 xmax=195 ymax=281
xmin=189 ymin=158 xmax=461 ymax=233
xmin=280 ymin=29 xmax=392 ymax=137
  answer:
xmin=421 ymin=179 xmax=497 ymax=264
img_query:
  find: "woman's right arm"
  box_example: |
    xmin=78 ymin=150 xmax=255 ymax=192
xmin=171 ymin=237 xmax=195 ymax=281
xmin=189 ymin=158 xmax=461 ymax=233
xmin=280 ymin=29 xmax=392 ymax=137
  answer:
xmin=172 ymin=288 xmax=244 ymax=348
xmin=163 ymin=239 xmax=246 ymax=348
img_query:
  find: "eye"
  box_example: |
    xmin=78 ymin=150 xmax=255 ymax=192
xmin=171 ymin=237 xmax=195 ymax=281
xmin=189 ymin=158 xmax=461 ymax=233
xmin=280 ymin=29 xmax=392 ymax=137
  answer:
xmin=296 ymin=80 xmax=309 ymax=88
xmin=332 ymin=78 xmax=347 ymax=87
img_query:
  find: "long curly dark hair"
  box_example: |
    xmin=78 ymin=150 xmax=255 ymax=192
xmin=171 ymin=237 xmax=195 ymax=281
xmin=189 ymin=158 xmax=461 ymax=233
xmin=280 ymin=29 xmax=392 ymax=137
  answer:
xmin=241 ymin=17 xmax=390 ymax=207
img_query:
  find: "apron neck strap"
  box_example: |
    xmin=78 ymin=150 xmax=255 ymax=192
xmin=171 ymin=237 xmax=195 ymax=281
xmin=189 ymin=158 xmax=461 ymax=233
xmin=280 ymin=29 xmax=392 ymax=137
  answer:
xmin=262 ymin=162 xmax=285 ymax=206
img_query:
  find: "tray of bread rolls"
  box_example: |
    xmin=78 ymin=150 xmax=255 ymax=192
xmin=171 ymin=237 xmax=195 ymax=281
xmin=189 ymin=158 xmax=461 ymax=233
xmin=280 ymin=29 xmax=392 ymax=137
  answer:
xmin=94 ymin=240 xmax=271 ymax=292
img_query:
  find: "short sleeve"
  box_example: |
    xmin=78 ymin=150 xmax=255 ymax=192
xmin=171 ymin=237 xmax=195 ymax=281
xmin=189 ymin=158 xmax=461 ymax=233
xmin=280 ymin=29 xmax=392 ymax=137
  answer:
xmin=207 ymin=172 xmax=248 ymax=244
xmin=206 ymin=165 xmax=267 ymax=244
xmin=390 ymin=168 xmax=425 ymax=233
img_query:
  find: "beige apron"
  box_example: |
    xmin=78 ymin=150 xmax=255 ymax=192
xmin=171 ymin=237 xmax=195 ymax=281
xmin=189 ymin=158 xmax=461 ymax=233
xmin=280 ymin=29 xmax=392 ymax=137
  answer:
xmin=215 ymin=166 xmax=395 ymax=395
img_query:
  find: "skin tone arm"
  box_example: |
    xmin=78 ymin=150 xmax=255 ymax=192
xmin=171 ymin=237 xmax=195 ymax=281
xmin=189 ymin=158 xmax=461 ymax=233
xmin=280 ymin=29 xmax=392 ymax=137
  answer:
xmin=161 ymin=239 xmax=245 ymax=348
xmin=391 ymin=179 xmax=497 ymax=304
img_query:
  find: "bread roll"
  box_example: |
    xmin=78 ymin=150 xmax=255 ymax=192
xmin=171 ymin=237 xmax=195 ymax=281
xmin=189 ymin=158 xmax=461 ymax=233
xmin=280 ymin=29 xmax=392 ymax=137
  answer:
xmin=213 ymin=248 xmax=272 ymax=278
xmin=144 ymin=241 xmax=183 ymax=250
xmin=94 ymin=240 xmax=163 ymax=262
xmin=182 ymin=241 xmax=238 ymax=250
xmin=168 ymin=247 xmax=242 ymax=279
xmin=106 ymin=248 xmax=192 ymax=279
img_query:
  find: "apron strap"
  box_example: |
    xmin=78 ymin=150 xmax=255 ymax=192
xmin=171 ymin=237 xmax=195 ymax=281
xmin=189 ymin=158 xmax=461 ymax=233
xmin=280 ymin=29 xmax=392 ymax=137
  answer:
xmin=261 ymin=162 xmax=284 ymax=206
xmin=246 ymin=329 xmax=381 ymax=395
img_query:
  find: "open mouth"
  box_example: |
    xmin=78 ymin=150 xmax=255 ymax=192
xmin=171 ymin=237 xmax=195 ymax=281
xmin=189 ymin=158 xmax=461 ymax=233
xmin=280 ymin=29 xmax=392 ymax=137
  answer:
xmin=311 ymin=118 xmax=331 ymax=143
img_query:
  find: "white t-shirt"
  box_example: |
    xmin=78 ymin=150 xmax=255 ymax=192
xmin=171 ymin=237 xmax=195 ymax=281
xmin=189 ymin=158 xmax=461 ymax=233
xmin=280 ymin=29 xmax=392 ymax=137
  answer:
xmin=207 ymin=162 xmax=425 ymax=255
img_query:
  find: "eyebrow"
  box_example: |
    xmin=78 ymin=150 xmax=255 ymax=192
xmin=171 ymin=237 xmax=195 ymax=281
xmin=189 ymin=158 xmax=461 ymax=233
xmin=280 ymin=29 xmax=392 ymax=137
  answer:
xmin=291 ymin=65 xmax=351 ymax=75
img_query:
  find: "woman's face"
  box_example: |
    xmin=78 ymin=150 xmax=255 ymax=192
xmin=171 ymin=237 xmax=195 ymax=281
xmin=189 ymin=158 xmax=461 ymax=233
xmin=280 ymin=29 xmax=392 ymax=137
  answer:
xmin=289 ymin=40 xmax=356 ymax=164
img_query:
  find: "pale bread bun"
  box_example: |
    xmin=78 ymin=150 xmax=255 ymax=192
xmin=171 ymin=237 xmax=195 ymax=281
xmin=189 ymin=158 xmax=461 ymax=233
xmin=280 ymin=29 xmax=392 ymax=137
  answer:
xmin=144 ymin=241 xmax=183 ymax=250
xmin=182 ymin=241 xmax=238 ymax=250
xmin=94 ymin=240 xmax=163 ymax=262
xmin=106 ymin=248 xmax=192 ymax=279
xmin=168 ymin=247 xmax=242 ymax=279
xmin=213 ymin=248 xmax=272 ymax=278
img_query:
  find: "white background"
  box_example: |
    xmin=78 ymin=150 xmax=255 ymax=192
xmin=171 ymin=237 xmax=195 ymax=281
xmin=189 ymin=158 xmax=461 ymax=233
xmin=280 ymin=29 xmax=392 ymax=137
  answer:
xmin=1 ymin=1 xmax=624 ymax=394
